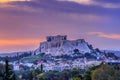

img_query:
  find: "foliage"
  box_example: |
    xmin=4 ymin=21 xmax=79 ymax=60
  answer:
xmin=20 ymin=53 xmax=47 ymax=63
xmin=72 ymin=77 xmax=82 ymax=80
xmin=92 ymin=64 xmax=120 ymax=80
xmin=84 ymin=53 xmax=96 ymax=59
xmin=34 ymin=68 xmax=83 ymax=80
xmin=105 ymin=52 xmax=119 ymax=59
xmin=74 ymin=49 xmax=80 ymax=53
xmin=0 ymin=58 xmax=19 ymax=80
xmin=83 ymin=70 xmax=92 ymax=80
xmin=9 ymin=63 xmax=120 ymax=80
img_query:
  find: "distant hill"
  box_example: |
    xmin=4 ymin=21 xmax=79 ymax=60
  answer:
xmin=104 ymin=50 xmax=120 ymax=57
xmin=0 ymin=53 xmax=17 ymax=57
xmin=0 ymin=51 xmax=34 ymax=57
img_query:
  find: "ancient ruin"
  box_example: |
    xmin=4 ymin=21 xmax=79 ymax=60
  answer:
xmin=35 ymin=35 xmax=92 ymax=55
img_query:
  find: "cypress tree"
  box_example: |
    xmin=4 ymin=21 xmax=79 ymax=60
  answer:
xmin=40 ymin=64 xmax=43 ymax=73
xmin=3 ymin=57 xmax=17 ymax=80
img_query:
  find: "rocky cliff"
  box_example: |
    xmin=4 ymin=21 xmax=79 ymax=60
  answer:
xmin=35 ymin=35 xmax=92 ymax=56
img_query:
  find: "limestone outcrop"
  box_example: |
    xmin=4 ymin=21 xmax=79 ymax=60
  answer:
xmin=35 ymin=35 xmax=92 ymax=56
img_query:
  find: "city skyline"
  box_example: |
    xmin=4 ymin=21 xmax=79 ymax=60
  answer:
xmin=0 ymin=0 xmax=120 ymax=53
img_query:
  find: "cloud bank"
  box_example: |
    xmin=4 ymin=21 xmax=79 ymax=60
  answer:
xmin=88 ymin=32 xmax=120 ymax=40
xmin=0 ymin=0 xmax=120 ymax=52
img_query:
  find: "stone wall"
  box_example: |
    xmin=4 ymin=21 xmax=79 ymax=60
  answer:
xmin=35 ymin=35 xmax=91 ymax=55
xmin=40 ymin=40 xmax=65 ymax=52
xmin=46 ymin=35 xmax=67 ymax=42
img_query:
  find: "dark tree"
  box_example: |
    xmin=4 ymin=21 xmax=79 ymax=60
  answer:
xmin=40 ymin=64 xmax=43 ymax=73
xmin=1 ymin=57 xmax=17 ymax=80
xmin=74 ymin=49 xmax=79 ymax=53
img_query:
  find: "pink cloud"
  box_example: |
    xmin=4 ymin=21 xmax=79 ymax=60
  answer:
xmin=0 ymin=0 xmax=30 ymax=3
xmin=58 ymin=0 xmax=120 ymax=8
xmin=88 ymin=32 xmax=120 ymax=39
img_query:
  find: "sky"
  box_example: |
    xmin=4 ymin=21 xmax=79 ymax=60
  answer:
xmin=0 ymin=0 xmax=120 ymax=53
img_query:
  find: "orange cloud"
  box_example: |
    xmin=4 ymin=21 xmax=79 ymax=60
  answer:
xmin=0 ymin=38 xmax=44 ymax=47
xmin=0 ymin=0 xmax=30 ymax=3
xmin=88 ymin=32 xmax=120 ymax=40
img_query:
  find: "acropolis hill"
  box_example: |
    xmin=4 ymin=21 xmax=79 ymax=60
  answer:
xmin=35 ymin=35 xmax=92 ymax=56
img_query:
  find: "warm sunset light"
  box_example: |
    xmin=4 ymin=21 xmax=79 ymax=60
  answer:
xmin=60 ymin=0 xmax=91 ymax=4
xmin=0 ymin=0 xmax=120 ymax=79
xmin=0 ymin=0 xmax=30 ymax=3
xmin=0 ymin=39 xmax=44 ymax=46
xmin=0 ymin=0 xmax=119 ymax=52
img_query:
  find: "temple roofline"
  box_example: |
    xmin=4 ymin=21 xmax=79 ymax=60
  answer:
xmin=46 ymin=35 xmax=67 ymax=42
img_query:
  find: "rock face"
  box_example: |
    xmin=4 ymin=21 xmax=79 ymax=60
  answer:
xmin=35 ymin=35 xmax=92 ymax=56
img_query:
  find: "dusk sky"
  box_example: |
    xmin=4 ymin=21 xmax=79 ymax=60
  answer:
xmin=0 ymin=0 xmax=120 ymax=53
